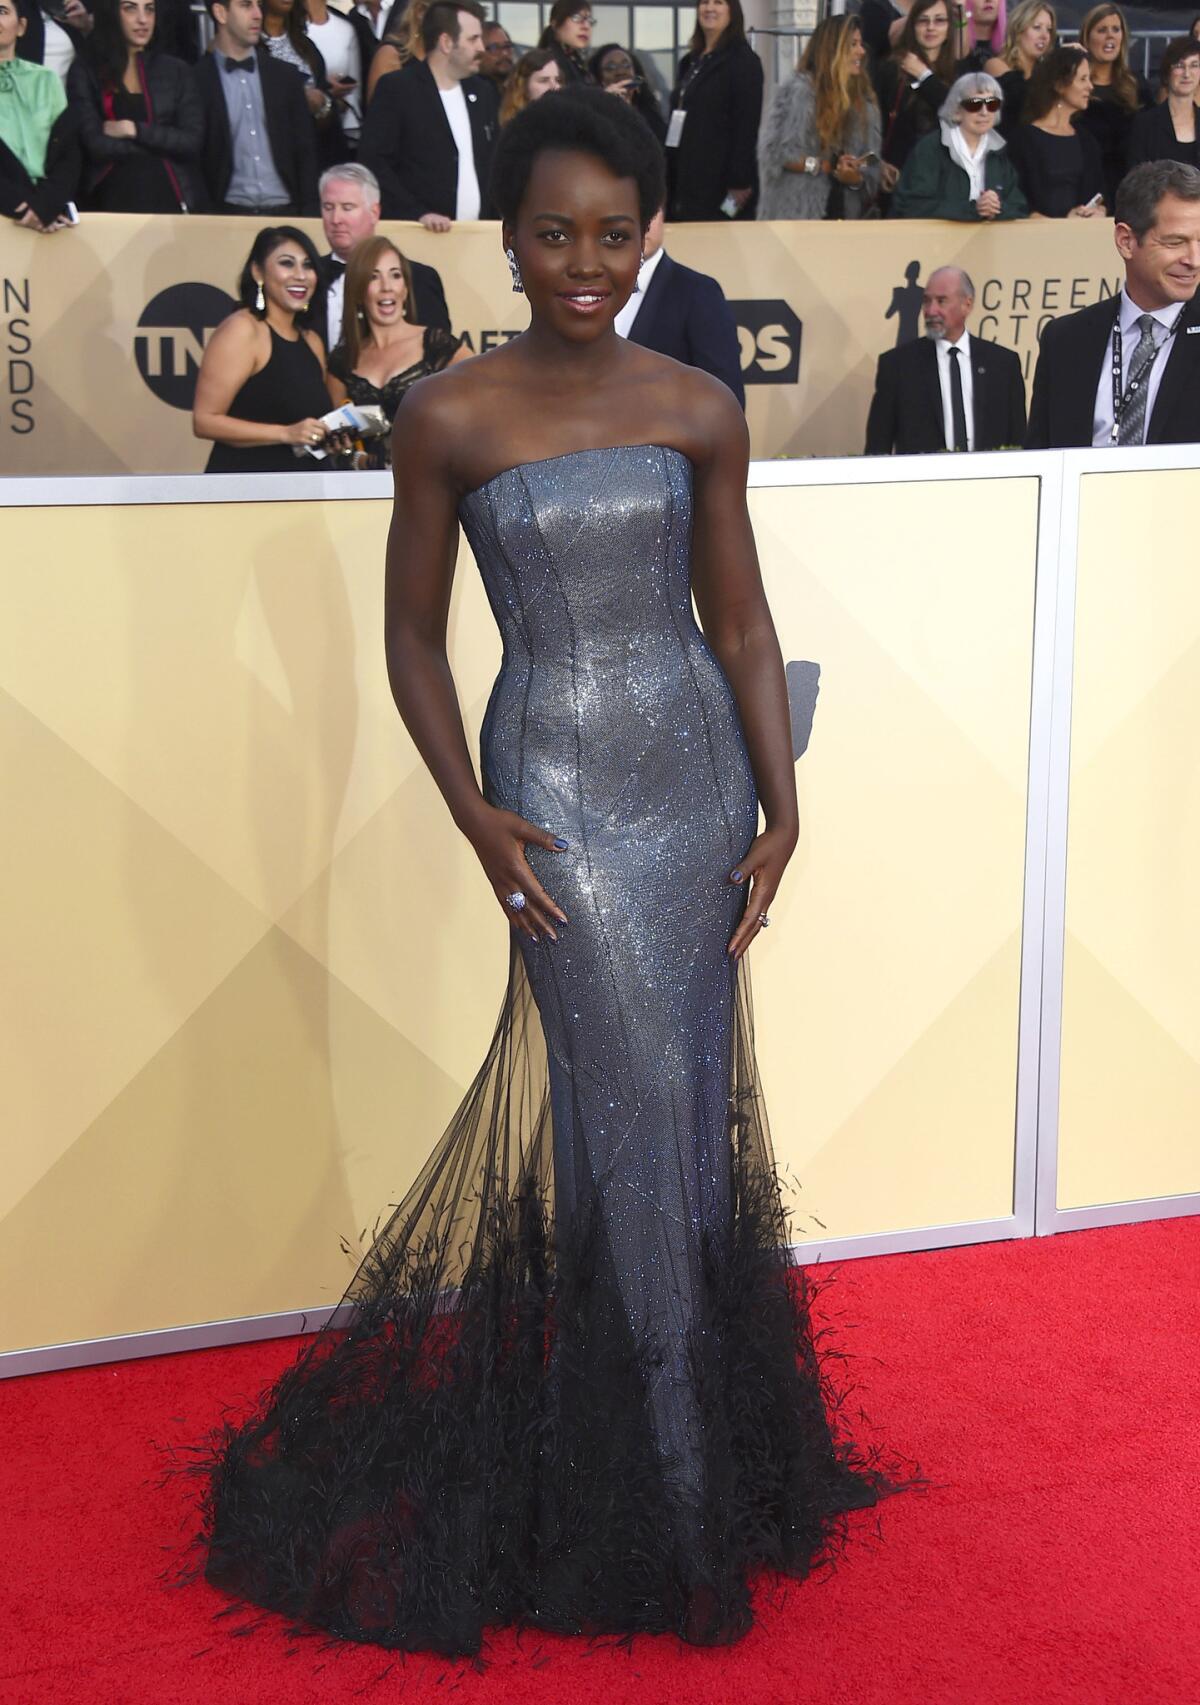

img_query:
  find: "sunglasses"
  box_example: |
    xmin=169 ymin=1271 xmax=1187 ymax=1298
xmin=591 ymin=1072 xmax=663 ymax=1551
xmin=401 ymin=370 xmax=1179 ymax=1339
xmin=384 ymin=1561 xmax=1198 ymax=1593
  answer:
xmin=960 ymin=96 xmax=1002 ymax=111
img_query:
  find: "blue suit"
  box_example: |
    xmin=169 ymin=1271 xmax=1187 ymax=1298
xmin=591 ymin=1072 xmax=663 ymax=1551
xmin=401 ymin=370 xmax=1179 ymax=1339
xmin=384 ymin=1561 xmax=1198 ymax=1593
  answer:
xmin=627 ymin=252 xmax=746 ymax=409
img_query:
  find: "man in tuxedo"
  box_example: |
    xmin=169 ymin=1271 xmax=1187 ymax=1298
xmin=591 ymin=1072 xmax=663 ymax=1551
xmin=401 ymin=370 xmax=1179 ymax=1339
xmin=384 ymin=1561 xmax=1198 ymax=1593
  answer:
xmin=1026 ymin=160 xmax=1200 ymax=449
xmin=318 ymin=162 xmax=451 ymax=351
xmin=613 ymin=207 xmax=744 ymax=406
xmin=865 ymin=267 xmax=1026 ymax=456
xmin=192 ymin=0 xmax=318 ymax=214
xmin=358 ymin=0 xmax=498 ymax=226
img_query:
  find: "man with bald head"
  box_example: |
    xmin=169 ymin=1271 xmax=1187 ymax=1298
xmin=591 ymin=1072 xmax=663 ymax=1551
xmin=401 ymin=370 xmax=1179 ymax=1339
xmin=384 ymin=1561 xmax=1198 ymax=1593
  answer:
xmin=865 ymin=266 xmax=1026 ymax=456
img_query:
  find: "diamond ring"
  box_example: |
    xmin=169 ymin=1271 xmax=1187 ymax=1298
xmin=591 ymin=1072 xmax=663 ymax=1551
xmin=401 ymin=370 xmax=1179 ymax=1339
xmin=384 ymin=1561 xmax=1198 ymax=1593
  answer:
xmin=758 ymin=912 xmax=771 ymax=928
xmin=505 ymin=891 xmax=527 ymax=912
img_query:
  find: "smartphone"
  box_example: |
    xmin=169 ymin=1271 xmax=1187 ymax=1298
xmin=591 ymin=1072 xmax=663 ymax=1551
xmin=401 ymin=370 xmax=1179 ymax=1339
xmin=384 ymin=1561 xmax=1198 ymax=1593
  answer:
xmin=857 ymin=150 xmax=880 ymax=166
xmin=719 ymin=193 xmax=740 ymax=218
xmin=1084 ymin=192 xmax=1103 ymax=209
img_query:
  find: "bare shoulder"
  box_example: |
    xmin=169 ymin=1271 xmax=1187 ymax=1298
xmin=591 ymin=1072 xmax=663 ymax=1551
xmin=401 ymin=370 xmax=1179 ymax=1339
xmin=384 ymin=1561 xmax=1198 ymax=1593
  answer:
xmin=301 ymin=326 xmax=326 ymax=365
xmin=668 ymin=356 xmax=749 ymax=472
xmin=210 ymin=307 xmax=263 ymax=350
xmin=391 ymin=341 xmax=525 ymax=489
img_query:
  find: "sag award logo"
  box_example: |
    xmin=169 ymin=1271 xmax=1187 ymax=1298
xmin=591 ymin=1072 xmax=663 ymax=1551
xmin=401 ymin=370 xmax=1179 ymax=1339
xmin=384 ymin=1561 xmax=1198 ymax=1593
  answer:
xmin=134 ymin=283 xmax=238 ymax=410
xmin=729 ymin=299 xmax=803 ymax=384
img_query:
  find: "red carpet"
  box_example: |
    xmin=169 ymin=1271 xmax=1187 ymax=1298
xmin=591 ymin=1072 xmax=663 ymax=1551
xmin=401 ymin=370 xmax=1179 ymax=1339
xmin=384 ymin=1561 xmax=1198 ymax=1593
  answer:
xmin=2 ymin=1216 xmax=1197 ymax=1704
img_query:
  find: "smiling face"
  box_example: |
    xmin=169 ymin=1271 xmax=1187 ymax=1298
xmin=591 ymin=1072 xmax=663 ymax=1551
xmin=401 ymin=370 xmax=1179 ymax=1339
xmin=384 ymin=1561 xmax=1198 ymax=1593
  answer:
xmin=504 ymin=148 xmax=643 ymax=345
xmin=0 ymin=0 xmax=27 ymax=57
xmin=554 ymin=6 xmax=592 ymax=52
xmin=915 ymin=4 xmax=949 ymax=57
xmin=1018 ymin=8 xmax=1053 ymax=62
xmin=1118 ymin=191 xmax=1200 ymax=308
xmin=1086 ymin=10 xmax=1123 ymax=61
xmin=527 ymin=59 xmax=563 ymax=98
xmin=364 ymin=248 xmax=409 ymax=331
xmin=321 ymin=178 xmax=380 ymax=258
xmin=119 ymin=0 xmax=156 ymax=51
xmin=697 ymin=0 xmax=728 ymax=39
xmin=1167 ymin=51 xmax=1200 ymax=101
xmin=845 ymin=22 xmax=865 ymax=73
xmin=254 ymin=241 xmax=317 ymax=316
xmin=481 ymin=22 xmax=513 ymax=76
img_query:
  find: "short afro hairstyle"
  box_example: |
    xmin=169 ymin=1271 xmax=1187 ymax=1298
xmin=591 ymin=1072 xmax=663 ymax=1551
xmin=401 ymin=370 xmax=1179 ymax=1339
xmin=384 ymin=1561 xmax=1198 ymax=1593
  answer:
xmin=489 ymin=85 xmax=666 ymax=228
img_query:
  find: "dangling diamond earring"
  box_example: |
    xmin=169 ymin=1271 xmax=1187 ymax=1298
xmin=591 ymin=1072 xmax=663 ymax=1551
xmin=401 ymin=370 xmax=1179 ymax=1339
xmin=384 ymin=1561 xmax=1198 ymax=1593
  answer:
xmin=631 ymin=251 xmax=646 ymax=294
xmin=506 ymin=246 xmax=524 ymax=294
xmin=255 ymin=281 xmax=265 ymax=313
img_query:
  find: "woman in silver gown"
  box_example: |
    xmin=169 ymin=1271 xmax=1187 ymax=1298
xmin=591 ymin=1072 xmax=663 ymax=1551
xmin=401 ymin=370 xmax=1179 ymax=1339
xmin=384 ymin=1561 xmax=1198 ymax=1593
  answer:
xmin=196 ymin=88 xmax=906 ymax=1656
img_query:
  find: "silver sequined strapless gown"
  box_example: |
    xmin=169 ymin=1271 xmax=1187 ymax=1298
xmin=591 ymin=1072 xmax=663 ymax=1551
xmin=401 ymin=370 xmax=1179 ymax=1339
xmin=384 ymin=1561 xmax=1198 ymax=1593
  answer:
xmin=197 ymin=446 xmax=899 ymax=1658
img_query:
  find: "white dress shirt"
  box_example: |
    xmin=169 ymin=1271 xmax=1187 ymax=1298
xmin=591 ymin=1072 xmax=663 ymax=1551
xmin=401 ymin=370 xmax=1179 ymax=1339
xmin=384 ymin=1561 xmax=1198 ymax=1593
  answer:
xmin=307 ymin=12 xmax=362 ymax=138
xmin=933 ymin=330 xmax=974 ymax=452
xmin=614 ymin=247 xmax=665 ymax=339
xmin=1091 ymin=289 xmax=1186 ymax=448
xmin=439 ymin=83 xmax=481 ymax=221
xmin=326 ymin=255 xmax=347 ymax=353
xmin=40 ymin=10 xmax=75 ymax=82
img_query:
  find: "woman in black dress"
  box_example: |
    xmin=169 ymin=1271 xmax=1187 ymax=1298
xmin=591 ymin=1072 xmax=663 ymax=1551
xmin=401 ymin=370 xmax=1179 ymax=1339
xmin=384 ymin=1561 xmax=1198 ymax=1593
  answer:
xmin=67 ymin=0 xmax=201 ymax=211
xmin=875 ymin=0 xmax=956 ymax=191
xmin=1127 ymin=37 xmax=1200 ymax=172
xmin=668 ymin=0 xmax=763 ymax=220
xmin=193 ymin=225 xmax=332 ymax=475
xmin=1075 ymin=2 xmax=1149 ymax=209
xmin=326 ymin=235 xmax=468 ymax=469
xmin=1008 ymin=44 xmax=1106 ymax=216
xmin=992 ymin=0 xmax=1056 ymax=135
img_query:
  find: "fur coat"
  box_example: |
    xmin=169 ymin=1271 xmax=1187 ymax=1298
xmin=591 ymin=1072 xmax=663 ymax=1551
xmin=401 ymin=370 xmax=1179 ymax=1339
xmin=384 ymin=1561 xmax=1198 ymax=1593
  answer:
xmin=757 ymin=71 xmax=882 ymax=219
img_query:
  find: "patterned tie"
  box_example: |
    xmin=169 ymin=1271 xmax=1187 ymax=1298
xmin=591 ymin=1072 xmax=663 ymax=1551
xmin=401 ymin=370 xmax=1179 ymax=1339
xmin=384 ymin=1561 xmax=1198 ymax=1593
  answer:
xmin=1115 ymin=314 xmax=1160 ymax=447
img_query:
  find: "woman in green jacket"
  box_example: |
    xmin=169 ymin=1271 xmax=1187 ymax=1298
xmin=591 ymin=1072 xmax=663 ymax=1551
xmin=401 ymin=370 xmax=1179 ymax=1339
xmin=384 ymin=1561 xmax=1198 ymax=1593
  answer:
xmin=892 ymin=70 xmax=1028 ymax=218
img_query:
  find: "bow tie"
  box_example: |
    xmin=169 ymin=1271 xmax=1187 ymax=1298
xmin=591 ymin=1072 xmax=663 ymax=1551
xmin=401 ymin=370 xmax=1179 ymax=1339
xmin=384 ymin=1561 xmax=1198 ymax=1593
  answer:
xmin=224 ymin=55 xmax=256 ymax=72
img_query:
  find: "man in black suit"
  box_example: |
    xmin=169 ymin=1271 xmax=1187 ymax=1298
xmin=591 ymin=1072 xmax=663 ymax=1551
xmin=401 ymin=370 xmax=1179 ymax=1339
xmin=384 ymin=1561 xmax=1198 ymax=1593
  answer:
xmin=192 ymin=0 xmax=318 ymax=215
xmin=358 ymin=0 xmax=498 ymax=226
xmin=613 ymin=208 xmax=745 ymax=406
xmin=317 ymin=162 xmax=451 ymax=351
xmin=865 ymin=266 xmax=1026 ymax=456
xmin=1026 ymin=160 xmax=1200 ymax=450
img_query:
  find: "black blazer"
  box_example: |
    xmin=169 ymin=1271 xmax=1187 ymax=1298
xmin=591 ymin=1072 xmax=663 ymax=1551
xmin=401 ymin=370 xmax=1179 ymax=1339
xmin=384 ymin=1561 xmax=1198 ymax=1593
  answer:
xmin=1026 ymin=293 xmax=1200 ymax=449
xmin=627 ymin=252 xmax=745 ymax=408
xmin=0 ymin=110 xmax=80 ymax=223
xmin=359 ymin=58 xmax=498 ymax=221
xmin=317 ymin=250 xmax=451 ymax=341
xmin=191 ymin=45 xmax=319 ymax=213
xmin=667 ymin=38 xmax=763 ymax=222
xmin=865 ymin=334 xmax=1026 ymax=455
xmin=67 ymin=51 xmax=203 ymax=208
xmin=1126 ymin=101 xmax=1200 ymax=172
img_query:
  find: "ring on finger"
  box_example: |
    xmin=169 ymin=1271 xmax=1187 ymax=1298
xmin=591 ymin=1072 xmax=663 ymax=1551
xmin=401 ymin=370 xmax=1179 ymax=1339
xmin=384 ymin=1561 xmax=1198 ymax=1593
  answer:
xmin=505 ymin=890 xmax=527 ymax=912
xmin=758 ymin=912 xmax=771 ymax=928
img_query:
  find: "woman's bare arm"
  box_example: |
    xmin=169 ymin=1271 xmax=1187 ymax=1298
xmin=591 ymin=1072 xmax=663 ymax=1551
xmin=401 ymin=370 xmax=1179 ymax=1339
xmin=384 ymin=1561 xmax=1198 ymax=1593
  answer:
xmin=386 ymin=384 xmax=570 ymax=941
xmin=688 ymin=381 xmax=798 ymax=956
xmin=192 ymin=312 xmax=326 ymax=447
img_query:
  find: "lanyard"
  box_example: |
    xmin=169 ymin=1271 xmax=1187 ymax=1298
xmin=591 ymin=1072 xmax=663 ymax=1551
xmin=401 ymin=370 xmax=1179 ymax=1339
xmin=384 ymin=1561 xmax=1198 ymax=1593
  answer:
xmin=1109 ymin=303 xmax=1182 ymax=444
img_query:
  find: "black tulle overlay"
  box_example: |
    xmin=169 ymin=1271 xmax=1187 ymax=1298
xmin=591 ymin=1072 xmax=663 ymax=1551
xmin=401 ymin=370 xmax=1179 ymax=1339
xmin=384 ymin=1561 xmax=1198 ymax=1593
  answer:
xmin=188 ymin=944 xmax=910 ymax=1658
xmin=184 ymin=448 xmax=917 ymax=1657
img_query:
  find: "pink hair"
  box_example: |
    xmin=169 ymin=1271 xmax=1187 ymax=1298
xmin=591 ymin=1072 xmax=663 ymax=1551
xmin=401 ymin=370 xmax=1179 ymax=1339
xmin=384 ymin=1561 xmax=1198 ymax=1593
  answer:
xmin=974 ymin=0 xmax=1007 ymax=53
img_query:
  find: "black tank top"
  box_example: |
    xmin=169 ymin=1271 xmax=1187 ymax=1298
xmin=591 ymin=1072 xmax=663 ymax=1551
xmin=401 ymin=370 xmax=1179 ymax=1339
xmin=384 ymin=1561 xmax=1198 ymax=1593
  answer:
xmin=205 ymin=323 xmax=330 ymax=475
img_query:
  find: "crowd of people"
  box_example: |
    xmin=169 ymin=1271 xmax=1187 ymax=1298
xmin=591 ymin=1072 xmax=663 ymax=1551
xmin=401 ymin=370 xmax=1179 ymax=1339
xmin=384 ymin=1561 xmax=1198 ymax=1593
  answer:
xmin=2 ymin=0 xmax=1198 ymax=462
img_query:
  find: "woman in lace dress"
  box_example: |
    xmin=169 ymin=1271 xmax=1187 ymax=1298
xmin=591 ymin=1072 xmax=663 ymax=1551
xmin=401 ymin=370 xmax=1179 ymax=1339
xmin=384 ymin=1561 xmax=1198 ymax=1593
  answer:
xmin=326 ymin=235 xmax=469 ymax=469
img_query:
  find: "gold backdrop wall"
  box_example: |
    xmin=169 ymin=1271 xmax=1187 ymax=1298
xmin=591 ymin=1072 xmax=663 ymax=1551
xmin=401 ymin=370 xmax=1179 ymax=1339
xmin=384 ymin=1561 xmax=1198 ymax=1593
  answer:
xmin=1056 ymin=467 xmax=1200 ymax=1210
xmin=0 ymin=474 xmax=1037 ymax=1356
xmin=0 ymin=214 xmax=1120 ymax=475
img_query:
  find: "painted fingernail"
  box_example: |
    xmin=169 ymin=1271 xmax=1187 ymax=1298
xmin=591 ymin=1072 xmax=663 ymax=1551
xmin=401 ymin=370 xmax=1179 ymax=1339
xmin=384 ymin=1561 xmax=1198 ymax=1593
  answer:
xmin=553 ymin=837 xmax=569 ymax=850
xmin=731 ymin=870 xmax=744 ymax=884
xmin=530 ymin=933 xmax=539 ymax=943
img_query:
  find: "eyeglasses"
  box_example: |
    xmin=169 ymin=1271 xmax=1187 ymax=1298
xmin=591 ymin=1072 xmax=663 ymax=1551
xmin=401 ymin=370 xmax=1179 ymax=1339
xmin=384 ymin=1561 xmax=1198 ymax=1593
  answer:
xmin=567 ymin=9 xmax=593 ymax=21
xmin=960 ymin=96 xmax=1001 ymax=111
xmin=483 ymin=39 xmax=511 ymax=51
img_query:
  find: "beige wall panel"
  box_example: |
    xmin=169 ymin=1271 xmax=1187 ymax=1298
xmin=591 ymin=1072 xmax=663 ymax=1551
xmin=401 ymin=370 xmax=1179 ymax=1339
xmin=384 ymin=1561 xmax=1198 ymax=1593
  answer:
xmin=1057 ymin=468 xmax=1200 ymax=1210
xmin=749 ymin=482 xmax=1036 ymax=1239
xmin=1 ymin=481 xmax=1036 ymax=1353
